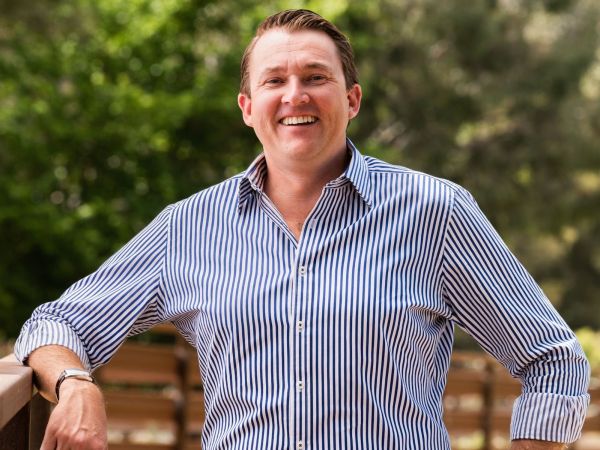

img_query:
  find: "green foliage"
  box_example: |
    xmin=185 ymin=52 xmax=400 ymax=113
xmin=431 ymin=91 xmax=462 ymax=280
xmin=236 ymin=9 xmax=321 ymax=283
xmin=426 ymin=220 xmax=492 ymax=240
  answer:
xmin=0 ymin=0 xmax=599 ymax=338
xmin=0 ymin=0 xmax=263 ymax=338
xmin=576 ymin=328 xmax=600 ymax=373
xmin=345 ymin=0 xmax=600 ymax=329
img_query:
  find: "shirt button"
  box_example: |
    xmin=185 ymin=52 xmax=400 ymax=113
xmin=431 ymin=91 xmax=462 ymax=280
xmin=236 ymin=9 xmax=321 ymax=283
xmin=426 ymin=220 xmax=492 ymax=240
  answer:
xmin=297 ymin=440 xmax=304 ymax=450
xmin=299 ymin=266 xmax=306 ymax=275
xmin=297 ymin=321 xmax=304 ymax=332
xmin=297 ymin=380 xmax=304 ymax=391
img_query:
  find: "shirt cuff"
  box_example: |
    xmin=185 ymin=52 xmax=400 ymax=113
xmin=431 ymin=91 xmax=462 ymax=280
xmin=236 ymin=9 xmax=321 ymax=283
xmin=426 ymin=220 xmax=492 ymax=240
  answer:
xmin=511 ymin=392 xmax=590 ymax=444
xmin=14 ymin=319 xmax=92 ymax=371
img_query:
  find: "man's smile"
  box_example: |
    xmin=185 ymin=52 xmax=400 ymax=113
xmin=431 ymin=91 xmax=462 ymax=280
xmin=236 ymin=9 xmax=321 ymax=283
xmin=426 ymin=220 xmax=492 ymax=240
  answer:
xmin=279 ymin=115 xmax=318 ymax=126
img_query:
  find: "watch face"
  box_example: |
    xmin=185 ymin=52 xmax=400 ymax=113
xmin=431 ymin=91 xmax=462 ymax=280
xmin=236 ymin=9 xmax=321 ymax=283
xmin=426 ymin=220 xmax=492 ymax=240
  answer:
xmin=62 ymin=369 xmax=94 ymax=382
xmin=64 ymin=369 xmax=91 ymax=377
xmin=56 ymin=368 xmax=96 ymax=401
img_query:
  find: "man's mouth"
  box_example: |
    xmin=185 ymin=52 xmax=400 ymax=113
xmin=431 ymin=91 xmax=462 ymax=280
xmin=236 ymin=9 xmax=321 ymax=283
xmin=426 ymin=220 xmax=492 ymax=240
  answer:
xmin=279 ymin=116 xmax=318 ymax=126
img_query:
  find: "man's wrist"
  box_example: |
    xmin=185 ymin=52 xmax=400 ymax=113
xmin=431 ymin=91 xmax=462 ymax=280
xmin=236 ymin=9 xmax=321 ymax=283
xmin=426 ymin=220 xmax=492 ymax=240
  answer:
xmin=55 ymin=368 xmax=96 ymax=401
xmin=57 ymin=376 xmax=103 ymax=403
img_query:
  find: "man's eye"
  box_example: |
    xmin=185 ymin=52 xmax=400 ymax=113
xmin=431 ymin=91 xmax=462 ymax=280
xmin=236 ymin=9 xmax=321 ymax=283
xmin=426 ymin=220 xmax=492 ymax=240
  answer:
xmin=308 ymin=75 xmax=327 ymax=82
xmin=265 ymin=78 xmax=283 ymax=85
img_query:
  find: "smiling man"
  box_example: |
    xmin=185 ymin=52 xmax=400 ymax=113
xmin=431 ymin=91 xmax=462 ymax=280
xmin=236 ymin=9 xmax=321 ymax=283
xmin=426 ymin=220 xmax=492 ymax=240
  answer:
xmin=237 ymin=25 xmax=362 ymax=240
xmin=15 ymin=9 xmax=589 ymax=450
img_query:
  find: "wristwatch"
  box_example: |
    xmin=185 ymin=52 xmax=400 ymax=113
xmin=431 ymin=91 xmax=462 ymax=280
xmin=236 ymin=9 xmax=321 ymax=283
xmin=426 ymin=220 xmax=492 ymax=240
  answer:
xmin=55 ymin=368 xmax=96 ymax=401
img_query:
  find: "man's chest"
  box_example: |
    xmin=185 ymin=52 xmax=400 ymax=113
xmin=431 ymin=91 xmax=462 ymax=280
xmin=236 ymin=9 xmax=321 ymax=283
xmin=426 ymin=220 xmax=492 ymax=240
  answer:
xmin=165 ymin=197 xmax=452 ymax=341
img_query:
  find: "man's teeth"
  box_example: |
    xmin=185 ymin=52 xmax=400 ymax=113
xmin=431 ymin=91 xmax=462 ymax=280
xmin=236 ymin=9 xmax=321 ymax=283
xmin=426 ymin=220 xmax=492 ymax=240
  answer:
xmin=281 ymin=116 xmax=317 ymax=125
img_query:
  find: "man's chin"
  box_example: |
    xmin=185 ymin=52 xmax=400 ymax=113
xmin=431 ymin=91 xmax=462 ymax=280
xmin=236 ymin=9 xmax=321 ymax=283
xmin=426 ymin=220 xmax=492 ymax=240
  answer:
xmin=276 ymin=137 xmax=318 ymax=154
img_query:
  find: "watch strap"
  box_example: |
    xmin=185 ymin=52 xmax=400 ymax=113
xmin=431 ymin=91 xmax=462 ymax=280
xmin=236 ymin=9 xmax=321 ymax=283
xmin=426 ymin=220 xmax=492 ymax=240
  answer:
xmin=55 ymin=368 xmax=96 ymax=401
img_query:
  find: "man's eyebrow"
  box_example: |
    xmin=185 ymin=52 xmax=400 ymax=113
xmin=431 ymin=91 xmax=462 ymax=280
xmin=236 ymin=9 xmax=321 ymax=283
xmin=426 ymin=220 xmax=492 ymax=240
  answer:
xmin=258 ymin=62 xmax=334 ymax=78
xmin=258 ymin=65 xmax=285 ymax=77
xmin=303 ymin=62 xmax=333 ymax=72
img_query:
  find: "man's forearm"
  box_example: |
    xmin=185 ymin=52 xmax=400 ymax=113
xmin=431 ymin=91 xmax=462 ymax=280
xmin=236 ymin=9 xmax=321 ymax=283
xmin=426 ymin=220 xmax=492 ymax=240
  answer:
xmin=511 ymin=439 xmax=568 ymax=450
xmin=27 ymin=344 xmax=90 ymax=402
xmin=26 ymin=344 xmax=108 ymax=449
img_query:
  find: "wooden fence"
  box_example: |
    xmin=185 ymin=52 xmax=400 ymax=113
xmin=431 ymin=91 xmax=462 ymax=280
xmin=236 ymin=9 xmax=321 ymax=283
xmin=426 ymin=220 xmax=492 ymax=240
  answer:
xmin=0 ymin=354 xmax=52 ymax=450
xmin=1 ymin=324 xmax=599 ymax=450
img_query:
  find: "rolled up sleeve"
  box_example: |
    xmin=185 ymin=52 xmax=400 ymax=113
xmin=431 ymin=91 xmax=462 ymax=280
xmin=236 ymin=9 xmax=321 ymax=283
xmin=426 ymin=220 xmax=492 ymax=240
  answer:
xmin=442 ymin=187 xmax=590 ymax=443
xmin=14 ymin=204 xmax=174 ymax=370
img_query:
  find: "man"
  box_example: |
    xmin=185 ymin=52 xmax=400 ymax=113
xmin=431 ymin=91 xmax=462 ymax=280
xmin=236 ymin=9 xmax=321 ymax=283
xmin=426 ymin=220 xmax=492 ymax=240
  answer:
xmin=15 ymin=9 xmax=589 ymax=450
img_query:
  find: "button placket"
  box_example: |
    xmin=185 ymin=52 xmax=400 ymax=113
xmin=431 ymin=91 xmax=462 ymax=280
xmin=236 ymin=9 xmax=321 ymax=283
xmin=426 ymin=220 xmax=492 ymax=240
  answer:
xmin=293 ymin=249 xmax=310 ymax=450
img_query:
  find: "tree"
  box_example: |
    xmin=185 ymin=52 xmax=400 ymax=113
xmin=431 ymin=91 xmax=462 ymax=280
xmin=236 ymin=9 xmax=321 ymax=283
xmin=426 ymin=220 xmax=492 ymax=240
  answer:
xmin=0 ymin=0 xmax=262 ymax=338
xmin=0 ymin=0 xmax=598 ymax=338
xmin=343 ymin=0 xmax=600 ymax=329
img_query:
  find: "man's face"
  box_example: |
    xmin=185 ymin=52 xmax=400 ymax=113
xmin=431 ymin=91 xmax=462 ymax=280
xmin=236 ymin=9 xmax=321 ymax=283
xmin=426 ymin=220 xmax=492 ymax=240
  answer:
xmin=238 ymin=29 xmax=361 ymax=168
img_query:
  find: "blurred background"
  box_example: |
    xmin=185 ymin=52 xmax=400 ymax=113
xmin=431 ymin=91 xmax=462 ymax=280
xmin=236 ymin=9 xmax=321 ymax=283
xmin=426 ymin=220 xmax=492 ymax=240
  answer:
xmin=0 ymin=0 xmax=599 ymax=363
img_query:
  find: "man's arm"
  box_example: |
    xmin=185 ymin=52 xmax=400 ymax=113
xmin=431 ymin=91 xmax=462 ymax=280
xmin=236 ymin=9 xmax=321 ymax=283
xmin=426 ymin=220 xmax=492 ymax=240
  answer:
xmin=12 ymin=206 xmax=178 ymax=449
xmin=28 ymin=345 xmax=107 ymax=450
xmin=511 ymin=440 xmax=567 ymax=450
xmin=441 ymin=187 xmax=590 ymax=444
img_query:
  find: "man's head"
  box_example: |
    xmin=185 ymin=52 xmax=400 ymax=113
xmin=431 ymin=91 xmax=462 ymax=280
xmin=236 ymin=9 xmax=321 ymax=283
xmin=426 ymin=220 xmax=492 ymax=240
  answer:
xmin=240 ymin=9 xmax=358 ymax=97
xmin=237 ymin=10 xmax=362 ymax=169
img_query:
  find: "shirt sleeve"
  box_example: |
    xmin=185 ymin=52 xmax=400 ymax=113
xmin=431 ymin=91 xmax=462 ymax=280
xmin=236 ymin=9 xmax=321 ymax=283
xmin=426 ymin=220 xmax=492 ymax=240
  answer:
xmin=441 ymin=187 xmax=590 ymax=444
xmin=14 ymin=205 xmax=174 ymax=371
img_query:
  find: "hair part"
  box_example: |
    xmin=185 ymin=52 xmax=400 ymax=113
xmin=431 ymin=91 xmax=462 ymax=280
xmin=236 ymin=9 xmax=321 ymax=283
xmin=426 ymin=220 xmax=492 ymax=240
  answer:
xmin=239 ymin=9 xmax=359 ymax=97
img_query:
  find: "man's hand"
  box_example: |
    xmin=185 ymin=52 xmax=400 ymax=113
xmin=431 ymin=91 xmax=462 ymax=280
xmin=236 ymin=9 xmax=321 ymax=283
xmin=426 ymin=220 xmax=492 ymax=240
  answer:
xmin=511 ymin=439 xmax=568 ymax=450
xmin=27 ymin=345 xmax=108 ymax=449
xmin=41 ymin=379 xmax=108 ymax=450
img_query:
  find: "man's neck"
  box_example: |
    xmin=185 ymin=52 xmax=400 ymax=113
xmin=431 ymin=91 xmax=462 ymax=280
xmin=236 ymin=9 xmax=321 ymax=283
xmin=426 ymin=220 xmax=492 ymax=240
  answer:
xmin=263 ymin=145 xmax=349 ymax=200
xmin=262 ymin=148 xmax=350 ymax=239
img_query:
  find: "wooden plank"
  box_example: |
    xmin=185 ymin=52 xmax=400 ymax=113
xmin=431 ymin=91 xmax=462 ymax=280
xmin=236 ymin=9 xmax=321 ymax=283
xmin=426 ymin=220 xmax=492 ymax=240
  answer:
xmin=97 ymin=343 xmax=179 ymax=386
xmin=184 ymin=437 xmax=203 ymax=450
xmin=490 ymin=370 xmax=521 ymax=397
xmin=444 ymin=410 xmax=484 ymax=431
xmin=489 ymin=414 xmax=512 ymax=433
xmin=152 ymin=323 xmax=180 ymax=335
xmin=446 ymin=369 xmax=486 ymax=395
xmin=185 ymin=391 xmax=206 ymax=433
xmin=187 ymin=352 xmax=202 ymax=388
xmin=29 ymin=392 xmax=52 ymax=450
xmin=444 ymin=411 xmax=512 ymax=434
xmin=492 ymin=382 xmax=521 ymax=398
xmin=582 ymin=415 xmax=600 ymax=431
xmin=583 ymin=383 xmax=600 ymax=432
xmin=0 ymin=355 xmax=33 ymax=429
xmin=104 ymin=390 xmax=178 ymax=427
xmin=450 ymin=351 xmax=489 ymax=365
xmin=0 ymin=403 xmax=29 ymax=450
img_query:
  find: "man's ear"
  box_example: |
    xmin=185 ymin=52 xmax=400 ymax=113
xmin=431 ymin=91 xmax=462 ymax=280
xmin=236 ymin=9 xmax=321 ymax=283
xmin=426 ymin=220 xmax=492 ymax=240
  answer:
xmin=238 ymin=93 xmax=253 ymax=127
xmin=347 ymin=84 xmax=362 ymax=121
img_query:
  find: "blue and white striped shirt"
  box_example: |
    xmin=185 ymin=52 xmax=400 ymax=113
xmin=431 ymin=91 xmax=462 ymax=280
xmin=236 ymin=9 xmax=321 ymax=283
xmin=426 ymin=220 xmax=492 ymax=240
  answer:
xmin=16 ymin=140 xmax=590 ymax=449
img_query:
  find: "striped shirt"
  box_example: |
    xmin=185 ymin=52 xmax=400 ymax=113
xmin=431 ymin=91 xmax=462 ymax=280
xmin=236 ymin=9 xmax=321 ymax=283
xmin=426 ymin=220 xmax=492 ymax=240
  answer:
xmin=16 ymin=139 xmax=590 ymax=449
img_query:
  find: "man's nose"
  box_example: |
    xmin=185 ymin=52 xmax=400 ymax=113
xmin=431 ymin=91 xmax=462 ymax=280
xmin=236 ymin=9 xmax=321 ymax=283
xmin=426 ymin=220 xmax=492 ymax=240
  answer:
xmin=281 ymin=79 xmax=309 ymax=105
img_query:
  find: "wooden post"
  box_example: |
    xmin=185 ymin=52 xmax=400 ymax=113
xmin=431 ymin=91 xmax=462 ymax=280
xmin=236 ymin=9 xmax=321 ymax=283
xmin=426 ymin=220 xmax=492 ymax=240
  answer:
xmin=0 ymin=402 xmax=30 ymax=450
xmin=0 ymin=355 xmax=37 ymax=449
xmin=29 ymin=392 xmax=52 ymax=450
xmin=174 ymin=333 xmax=190 ymax=450
xmin=481 ymin=358 xmax=494 ymax=450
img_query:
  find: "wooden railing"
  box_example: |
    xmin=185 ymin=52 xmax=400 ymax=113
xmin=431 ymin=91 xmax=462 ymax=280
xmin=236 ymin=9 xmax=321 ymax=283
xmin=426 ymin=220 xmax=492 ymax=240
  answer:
xmin=0 ymin=354 xmax=52 ymax=450
xmin=1 ymin=326 xmax=599 ymax=450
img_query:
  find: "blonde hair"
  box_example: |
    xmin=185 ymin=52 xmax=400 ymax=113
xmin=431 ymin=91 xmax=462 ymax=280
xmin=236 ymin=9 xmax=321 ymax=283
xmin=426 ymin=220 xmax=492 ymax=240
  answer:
xmin=239 ymin=9 xmax=359 ymax=96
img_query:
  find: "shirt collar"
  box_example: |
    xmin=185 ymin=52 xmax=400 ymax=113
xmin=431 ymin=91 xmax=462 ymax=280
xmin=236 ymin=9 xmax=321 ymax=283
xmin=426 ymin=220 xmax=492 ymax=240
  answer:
xmin=335 ymin=138 xmax=373 ymax=208
xmin=238 ymin=138 xmax=372 ymax=211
